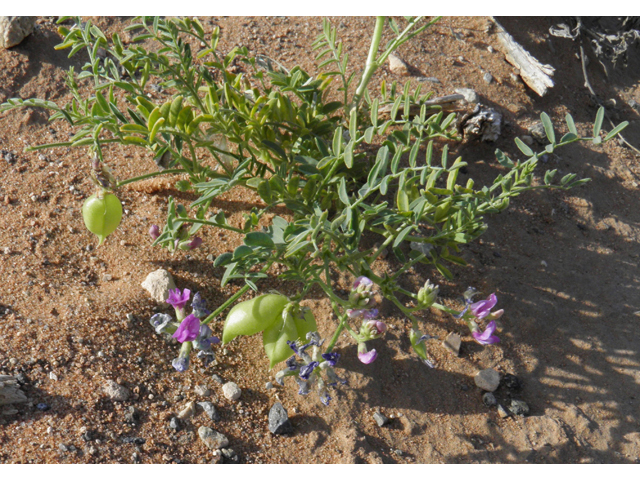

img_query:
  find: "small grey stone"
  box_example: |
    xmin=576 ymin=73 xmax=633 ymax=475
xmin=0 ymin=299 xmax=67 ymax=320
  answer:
xmin=521 ymin=135 xmax=534 ymax=146
xmin=474 ymin=369 xmax=500 ymax=392
xmin=222 ymin=382 xmax=241 ymax=401
xmin=483 ymin=72 xmax=494 ymax=84
xmin=455 ymin=88 xmax=479 ymax=104
xmin=103 ymin=380 xmax=130 ymax=402
xmin=373 ymin=411 xmax=389 ymax=427
xmin=194 ymin=385 xmax=210 ymax=396
xmin=497 ymin=404 xmax=511 ymax=418
xmin=132 ymin=452 xmax=141 ymax=464
xmin=198 ymin=401 xmax=221 ymax=422
xmin=509 ymin=399 xmax=530 ymax=416
xmin=265 ymin=382 xmax=274 ymax=390
xmin=628 ymin=99 xmax=639 ymax=110
xmin=140 ymin=269 xmax=177 ymax=303
xmin=102 ymin=274 xmax=113 ymax=282
xmin=58 ymin=443 xmax=69 ymax=452
xmin=211 ymin=449 xmax=223 ymax=464
xmin=169 ymin=417 xmax=181 ymax=431
xmin=502 ymin=373 xmax=522 ymax=390
xmin=528 ymin=122 xmax=548 ymax=144
xmin=268 ymin=402 xmax=293 ymax=435
xmin=394 ymin=449 xmax=404 ymax=456
xmin=0 ymin=16 xmax=36 ymax=49
xmin=482 ymin=392 xmax=497 ymax=407
xmin=221 ymin=448 xmax=239 ymax=463
xmin=198 ymin=426 xmax=229 ymax=450
xmin=487 ymin=45 xmax=495 ymax=53
xmin=211 ymin=374 xmax=224 ymax=384
xmin=124 ymin=406 xmax=139 ymax=424
xmin=442 ymin=332 xmax=461 ymax=356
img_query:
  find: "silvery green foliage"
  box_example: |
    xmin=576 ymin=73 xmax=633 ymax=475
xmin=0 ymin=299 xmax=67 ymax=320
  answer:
xmin=0 ymin=16 xmax=627 ymax=364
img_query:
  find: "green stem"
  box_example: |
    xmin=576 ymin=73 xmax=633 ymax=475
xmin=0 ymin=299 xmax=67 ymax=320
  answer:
xmin=116 ymin=169 xmax=187 ymax=188
xmin=350 ymin=16 xmax=386 ymax=113
xmin=202 ymin=259 xmax=275 ymax=325
xmin=186 ymin=218 xmax=244 ymax=234
xmin=325 ymin=313 xmax=349 ymax=353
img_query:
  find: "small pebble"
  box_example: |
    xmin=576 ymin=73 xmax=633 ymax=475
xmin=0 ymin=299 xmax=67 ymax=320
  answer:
xmin=521 ymin=135 xmax=534 ymax=146
xmin=222 ymin=382 xmax=241 ymax=401
xmin=124 ymin=406 xmax=139 ymax=424
xmin=211 ymin=374 xmax=224 ymax=384
xmin=509 ymin=399 xmax=530 ymax=416
xmin=497 ymin=404 xmax=511 ymax=418
xmin=482 ymin=392 xmax=497 ymax=407
xmin=36 ymin=403 xmax=50 ymax=411
xmin=198 ymin=401 xmax=221 ymax=422
xmin=177 ymin=401 xmax=196 ymax=420
xmin=502 ymin=373 xmax=523 ymax=390
xmin=483 ymin=72 xmax=494 ymax=84
xmin=169 ymin=417 xmax=181 ymax=431
xmin=49 ymin=372 xmax=58 ymax=381
xmin=268 ymin=402 xmax=293 ymax=435
xmin=442 ymin=332 xmax=461 ymax=356
xmin=102 ymin=274 xmax=112 ymax=282
xmin=198 ymin=426 xmax=229 ymax=450
xmin=265 ymin=382 xmax=274 ymax=390
xmin=103 ymin=380 xmax=130 ymax=402
xmin=195 ymin=385 xmax=210 ymax=396
xmin=474 ymin=369 xmax=501 ymax=392
xmin=373 ymin=411 xmax=389 ymax=427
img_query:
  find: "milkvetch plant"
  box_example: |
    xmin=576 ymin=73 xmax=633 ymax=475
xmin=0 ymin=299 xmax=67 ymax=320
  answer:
xmin=0 ymin=16 xmax=628 ymax=404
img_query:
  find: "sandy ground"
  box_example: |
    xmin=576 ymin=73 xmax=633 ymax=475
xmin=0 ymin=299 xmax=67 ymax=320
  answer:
xmin=1 ymin=16 xmax=639 ymax=464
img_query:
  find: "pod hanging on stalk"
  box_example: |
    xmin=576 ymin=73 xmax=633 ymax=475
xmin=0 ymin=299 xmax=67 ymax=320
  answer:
xmin=81 ymin=157 xmax=122 ymax=246
xmin=82 ymin=190 xmax=123 ymax=246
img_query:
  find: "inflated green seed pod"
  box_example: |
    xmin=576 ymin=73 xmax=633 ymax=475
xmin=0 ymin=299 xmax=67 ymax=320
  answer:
xmin=81 ymin=191 xmax=123 ymax=246
xmin=222 ymin=294 xmax=290 ymax=344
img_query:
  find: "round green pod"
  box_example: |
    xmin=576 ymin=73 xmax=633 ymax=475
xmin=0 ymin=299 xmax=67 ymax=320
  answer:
xmin=222 ymin=294 xmax=289 ymax=344
xmin=82 ymin=192 xmax=123 ymax=246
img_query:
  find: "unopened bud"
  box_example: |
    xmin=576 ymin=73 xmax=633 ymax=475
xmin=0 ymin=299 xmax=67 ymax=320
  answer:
xmin=417 ymin=280 xmax=439 ymax=308
xmin=149 ymin=224 xmax=160 ymax=240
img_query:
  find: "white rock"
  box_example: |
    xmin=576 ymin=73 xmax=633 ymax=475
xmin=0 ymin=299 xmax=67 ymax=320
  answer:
xmin=178 ymin=401 xmax=197 ymax=420
xmin=222 ymin=382 xmax=241 ymax=401
xmin=0 ymin=16 xmax=35 ymax=49
xmin=388 ymin=53 xmax=410 ymax=76
xmin=103 ymin=380 xmax=130 ymax=402
xmin=0 ymin=375 xmax=28 ymax=405
xmin=474 ymin=369 xmax=501 ymax=392
xmin=141 ymin=269 xmax=176 ymax=303
xmin=455 ymin=88 xmax=480 ymax=104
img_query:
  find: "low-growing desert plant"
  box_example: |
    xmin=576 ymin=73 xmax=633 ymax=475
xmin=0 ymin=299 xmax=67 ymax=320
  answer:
xmin=1 ymin=16 xmax=627 ymax=404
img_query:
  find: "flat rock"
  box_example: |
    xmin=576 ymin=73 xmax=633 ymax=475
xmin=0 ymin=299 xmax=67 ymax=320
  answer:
xmin=373 ymin=411 xmax=389 ymax=427
xmin=103 ymin=380 xmax=130 ymax=402
xmin=442 ymin=332 xmax=461 ymax=356
xmin=268 ymin=402 xmax=293 ymax=435
xmin=0 ymin=375 xmax=28 ymax=405
xmin=455 ymin=88 xmax=479 ymax=104
xmin=141 ymin=269 xmax=176 ymax=303
xmin=198 ymin=426 xmax=229 ymax=450
xmin=222 ymin=382 xmax=241 ymax=401
xmin=0 ymin=16 xmax=36 ymax=49
xmin=474 ymin=368 xmax=501 ymax=392
xmin=497 ymin=404 xmax=511 ymax=418
xmin=388 ymin=53 xmax=410 ymax=76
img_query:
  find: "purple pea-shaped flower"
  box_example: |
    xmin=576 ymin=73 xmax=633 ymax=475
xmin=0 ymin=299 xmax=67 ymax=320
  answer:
xmin=172 ymin=313 xmax=201 ymax=343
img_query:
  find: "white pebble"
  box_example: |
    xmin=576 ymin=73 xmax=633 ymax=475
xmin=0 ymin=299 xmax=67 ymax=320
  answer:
xmin=222 ymin=382 xmax=242 ymax=401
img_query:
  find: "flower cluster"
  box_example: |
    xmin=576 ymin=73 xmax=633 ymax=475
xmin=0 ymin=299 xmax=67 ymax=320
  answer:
xmin=149 ymin=288 xmax=219 ymax=372
xmin=149 ymin=224 xmax=202 ymax=251
xmin=275 ymin=332 xmax=347 ymax=406
xmin=347 ymin=276 xmax=387 ymax=364
xmin=457 ymin=287 xmax=503 ymax=345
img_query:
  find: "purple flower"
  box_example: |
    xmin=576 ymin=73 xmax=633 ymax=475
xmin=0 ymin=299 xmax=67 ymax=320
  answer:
xmin=166 ymin=288 xmax=191 ymax=312
xmin=472 ymin=320 xmax=500 ymax=345
xmin=178 ymin=237 xmax=203 ymax=250
xmin=172 ymin=314 xmax=200 ymax=343
xmin=149 ymin=313 xmax=173 ymax=334
xmin=357 ymin=343 xmax=378 ymax=364
xmin=188 ymin=237 xmax=202 ymax=249
xmin=348 ymin=308 xmax=379 ymax=320
xmin=191 ymin=292 xmax=210 ymax=319
xmin=470 ymin=293 xmax=498 ymax=319
xmin=299 ymin=361 xmax=319 ymax=380
xmin=321 ymin=352 xmax=340 ymax=367
xmin=358 ymin=349 xmax=378 ymax=364
xmin=149 ymin=224 xmax=160 ymax=241
xmin=353 ymin=276 xmax=373 ymax=289
xmin=172 ymin=356 xmax=190 ymax=372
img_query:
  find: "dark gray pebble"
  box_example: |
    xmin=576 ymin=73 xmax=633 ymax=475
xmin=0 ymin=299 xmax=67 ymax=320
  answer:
xmin=509 ymin=399 xmax=530 ymax=416
xmin=124 ymin=406 xmax=139 ymax=424
xmin=36 ymin=403 xmax=50 ymax=411
xmin=482 ymin=392 xmax=497 ymax=407
xmin=268 ymin=402 xmax=293 ymax=435
xmin=121 ymin=436 xmax=145 ymax=445
xmin=502 ymin=374 xmax=522 ymax=390
xmin=211 ymin=374 xmax=224 ymax=384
